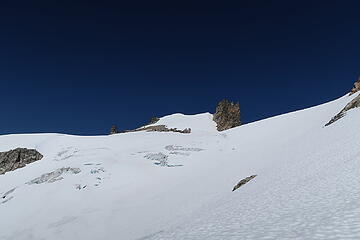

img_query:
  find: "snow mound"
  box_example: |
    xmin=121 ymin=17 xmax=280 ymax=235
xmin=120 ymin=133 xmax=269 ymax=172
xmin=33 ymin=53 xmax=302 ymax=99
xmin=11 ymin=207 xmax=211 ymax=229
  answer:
xmin=146 ymin=113 xmax=217 ymax=132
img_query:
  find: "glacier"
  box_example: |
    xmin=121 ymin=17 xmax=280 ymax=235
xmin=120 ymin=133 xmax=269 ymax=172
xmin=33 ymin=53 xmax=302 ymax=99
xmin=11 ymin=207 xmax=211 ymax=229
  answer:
xmin=1 ymin=93 xmax=360 ymax=240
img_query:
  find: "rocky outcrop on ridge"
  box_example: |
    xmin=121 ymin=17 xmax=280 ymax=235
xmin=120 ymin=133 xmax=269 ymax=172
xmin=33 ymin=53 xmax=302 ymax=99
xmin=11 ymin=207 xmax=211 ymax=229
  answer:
xmin=325 ymin=94 xmax=360 ymax=126
xmin=109 ymin=123 xmax=191 ymax=135
xmin=232 ymin=175 xmax=257 ymax=192
xmin=110 ymin=99 xmax=243 ymax=134
xmin=148 ymin=117 xmax=160 ymax=125
xmin=126 ymin=125 xmax=191 ymax=134
xmin=0 ymin=148 xmax=43 ymax=174
xmin=110 ymin=125 xmax=119 ymax=135
xmin=350 ymin=78 xmax=360 ymax=95
xmin=213 ymin=99 xmax=242 ymax=131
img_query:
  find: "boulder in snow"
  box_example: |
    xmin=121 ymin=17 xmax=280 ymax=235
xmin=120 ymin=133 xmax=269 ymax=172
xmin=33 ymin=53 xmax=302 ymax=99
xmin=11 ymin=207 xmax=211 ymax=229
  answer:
xmin=232 ymin=175 xmax=257 ymax=192
xmin=0 ymin=148 xmax=43 ymax=174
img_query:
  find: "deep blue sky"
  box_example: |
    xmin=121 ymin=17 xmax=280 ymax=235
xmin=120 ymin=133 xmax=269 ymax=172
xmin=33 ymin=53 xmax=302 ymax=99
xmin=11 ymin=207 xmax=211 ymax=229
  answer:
xmin=1 ymin=1 xmax=359 ymax=135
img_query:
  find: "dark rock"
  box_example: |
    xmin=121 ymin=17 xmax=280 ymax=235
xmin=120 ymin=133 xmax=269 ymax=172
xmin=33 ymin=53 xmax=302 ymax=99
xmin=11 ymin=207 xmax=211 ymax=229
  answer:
xmin=0 ymin=148 xmax=43 ymax=175
xmin=232 ymin=175 xmax=257 ymax=192
xmin=181 ymin=128 xmax=191 ymax=134
xmin=110 ymin=125 xmax=119 ymax=135
xmin=125 ymin=125 xmax=191 ymax=134
xmin=148 ymin=117 xmax=160 ymax=125
xmin=325 ymin=95 xmax=360 ymax=126
xmin=350 ymin=77 xmax=360 ymax=95
xmin=213 ymin=99 xmax=242 ymax=131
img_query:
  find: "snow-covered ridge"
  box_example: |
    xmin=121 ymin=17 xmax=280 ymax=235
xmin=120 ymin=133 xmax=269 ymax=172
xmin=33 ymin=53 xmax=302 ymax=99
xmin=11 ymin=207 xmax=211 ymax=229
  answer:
xmin=144 ymin=112 xmax=217 ymax=133
xmin=1 ymin=93 xmax=360 ymax=240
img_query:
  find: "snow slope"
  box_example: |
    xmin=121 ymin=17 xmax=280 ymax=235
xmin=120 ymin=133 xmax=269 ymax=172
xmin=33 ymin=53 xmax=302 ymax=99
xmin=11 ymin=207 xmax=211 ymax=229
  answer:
xmin=1 ymin=93 xmax=360 ymax=240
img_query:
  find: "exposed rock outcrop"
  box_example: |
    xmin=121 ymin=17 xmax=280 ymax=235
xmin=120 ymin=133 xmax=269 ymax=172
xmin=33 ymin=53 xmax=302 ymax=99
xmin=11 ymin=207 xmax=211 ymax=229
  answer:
xmin=350 ymin=78 xmax=360 ymax=95
xmin=213 ymin=99 xmax=242 ymax=131
xmin=0 ymin=148 xmax=43 ymax=174
xmin=110 ymin=120 xmax=191 ymax=135
xmin=325 ymin=94 xmax=360 ymax=126
xmin=232 ymin=175 xmax=257 ymax=192
xmin=110 ymin=125 xmax=119 ymax=135
xmin=126 ymin=125 xmax=191 ymax=134
xmin=148 ymin=117 xmax=160 ymax=125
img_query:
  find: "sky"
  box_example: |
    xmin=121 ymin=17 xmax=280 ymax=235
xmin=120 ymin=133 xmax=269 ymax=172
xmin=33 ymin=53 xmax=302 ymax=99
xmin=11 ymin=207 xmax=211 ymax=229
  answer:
xmin=0 ymin=0 xmax=359 ymax=135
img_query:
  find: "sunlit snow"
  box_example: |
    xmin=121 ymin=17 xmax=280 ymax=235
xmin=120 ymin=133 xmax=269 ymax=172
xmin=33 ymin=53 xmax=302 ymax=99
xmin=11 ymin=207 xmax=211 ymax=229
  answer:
xmin=1 ymin=93 xmax=360 ymax=240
